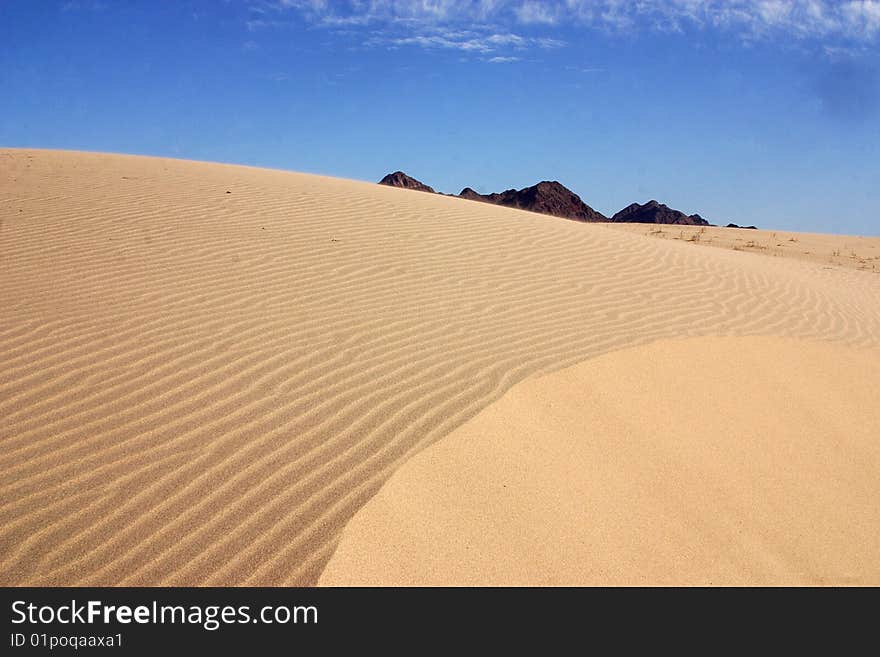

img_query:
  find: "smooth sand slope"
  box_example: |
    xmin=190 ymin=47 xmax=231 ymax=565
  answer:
xmin=2 ymin=149 xmax=879 ymax=586
xmin=320 ymin=336 xmax=880 ymax=586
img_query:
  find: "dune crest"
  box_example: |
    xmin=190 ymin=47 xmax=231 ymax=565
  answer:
xmin=1 ymin=149 xmax=879 ymax=585
xmin=320 ymin=336 xmax=880 ymax=586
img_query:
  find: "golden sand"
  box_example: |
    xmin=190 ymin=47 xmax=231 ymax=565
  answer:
xmin=2 ymin=149 xmax=878 ymax=585
xmin=320 ymin=336 xmax=880 ymax=586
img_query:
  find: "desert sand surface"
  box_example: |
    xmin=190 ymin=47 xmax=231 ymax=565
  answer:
xmin=603 ymin=222 xmax=880 ymax=273
xmin=2 ymin=148 xmax=879 ymax=586
xmin=320 ymin=336 xmax=880 ymax=586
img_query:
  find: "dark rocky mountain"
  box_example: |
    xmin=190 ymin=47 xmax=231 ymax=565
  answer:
xmin=610 ymin=200 xmax=710 ymax=226
xmin=378 ymin=172 xmax=727 ymax=227
xmin=378 ymin=171 xmax=435 ymax=194
xmin=458 ymin=181 xmax=607 ymax=222
xmin=458 ymin=187 xmax=484 ymax=201
xmin=726 ymin=223 xmax=758 ymax=229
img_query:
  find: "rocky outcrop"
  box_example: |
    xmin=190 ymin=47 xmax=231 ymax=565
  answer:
xmin=378 ymin=172 xmax=724 ymax=226
xmin=610 ymin=200 xmax=710 ymax=226
xmin=378 ymin=171 xmax=435 ymax=194
xmin=459 ymin=181 xmax=607 ymax=222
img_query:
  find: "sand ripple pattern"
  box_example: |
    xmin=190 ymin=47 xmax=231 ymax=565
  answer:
xmin=2 ymin=149 xmax=879 ymax=585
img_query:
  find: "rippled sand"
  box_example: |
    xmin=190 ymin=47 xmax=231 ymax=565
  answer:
xmin=2 ymin=149 xmax=878 ymax=585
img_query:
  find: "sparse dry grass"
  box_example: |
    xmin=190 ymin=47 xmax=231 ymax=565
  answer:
xmin=686 ymin=227 xmax=707 ymax=243
xmin=604 ymin=223 xmax=879 ymax=272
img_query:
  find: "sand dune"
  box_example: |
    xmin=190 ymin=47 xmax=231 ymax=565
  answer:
xmin=2 ymin=149 xmax=879 ymax=586
xmin=320 ymin=336 xmax=880 ymax=586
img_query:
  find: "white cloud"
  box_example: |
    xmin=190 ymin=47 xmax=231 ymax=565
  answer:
xmin=252 ymin=1 xmax=878 ymax=64
xmin=262 ymin=0 xmax=880 ymax=41
xmin=374 ymin=28 xmax=564 ymax=53
xmin=485 ymin=33 xmax=526 ymax=46
xmin=535 ymin=37 xmax=566 ymax=49
xmin=388 ymin=34 xmax=492 ymax=52
xmin=61 ymin=1 xmax=107 ymax=10
xmin=841 ymin=1 xmax=880 ymax=37
xmin=514 ymin=1 xmax=560 ymax=24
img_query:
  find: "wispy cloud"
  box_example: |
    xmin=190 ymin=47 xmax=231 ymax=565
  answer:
xmin=368 ymin=28 xmax=564 ymax=54
xmin=246 ymin=0 xmax=880 ymax=66
xmin=259 ymin=0 xmax=880 ymax=43
xmin=522 ymin=1 xmax=880 ymax=41
xmin=61 ymin=0 xmax=107 ymax=11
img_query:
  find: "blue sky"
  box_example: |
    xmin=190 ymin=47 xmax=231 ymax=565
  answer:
xmin=2 ymin=1 xmax=879 ymax=234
